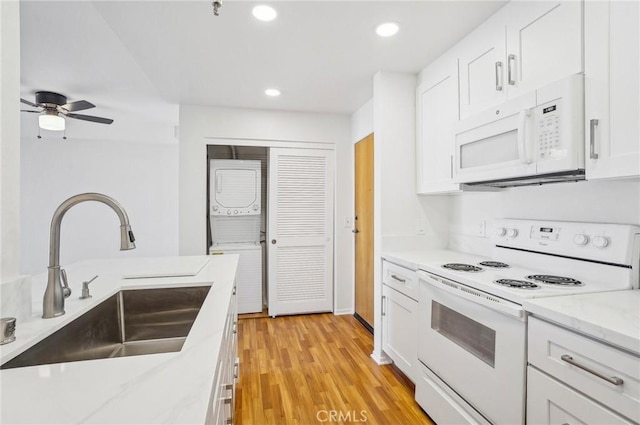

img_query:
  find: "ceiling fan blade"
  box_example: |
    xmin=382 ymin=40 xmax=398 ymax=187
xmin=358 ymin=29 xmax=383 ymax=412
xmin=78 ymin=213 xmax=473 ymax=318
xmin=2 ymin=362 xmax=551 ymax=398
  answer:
xmin=66 ymin=113 xmax=114 ymax=125
xmin=60 ymin=100 xmax=95 ymax=112
xmin=20 ymin=98 xmax=40 ymax=108
xmin=20 ymin=109 xmax=41 ymax=113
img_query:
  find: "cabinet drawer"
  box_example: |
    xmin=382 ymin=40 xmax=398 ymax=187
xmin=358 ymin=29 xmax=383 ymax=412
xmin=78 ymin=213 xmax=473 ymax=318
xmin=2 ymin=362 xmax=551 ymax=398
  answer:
xmin=528 ymin=317 xmax=640 ymax=423
xmin=382 ymin=260 xmax=418 ymax=301
xmin=527 ymin=366 xmax=633 ymax=425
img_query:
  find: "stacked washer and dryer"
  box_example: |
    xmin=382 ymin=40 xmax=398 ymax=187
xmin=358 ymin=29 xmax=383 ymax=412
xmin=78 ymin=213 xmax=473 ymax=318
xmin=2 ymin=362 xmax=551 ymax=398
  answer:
xmin=209 ymin=159 xmax=263 ymax=314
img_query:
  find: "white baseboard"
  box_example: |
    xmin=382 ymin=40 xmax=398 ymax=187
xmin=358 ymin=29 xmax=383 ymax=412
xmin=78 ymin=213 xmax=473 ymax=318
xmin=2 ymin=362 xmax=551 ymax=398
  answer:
xmin=370 ymin=351 xmax=392 ymax=365
xmin=333 ymin=308 xmax=354 ymax=316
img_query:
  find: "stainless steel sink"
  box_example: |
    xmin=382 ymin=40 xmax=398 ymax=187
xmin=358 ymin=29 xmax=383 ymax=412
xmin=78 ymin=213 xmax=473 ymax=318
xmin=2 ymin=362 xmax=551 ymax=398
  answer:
xmin=1 ymin=286 xmax=211 ymax=369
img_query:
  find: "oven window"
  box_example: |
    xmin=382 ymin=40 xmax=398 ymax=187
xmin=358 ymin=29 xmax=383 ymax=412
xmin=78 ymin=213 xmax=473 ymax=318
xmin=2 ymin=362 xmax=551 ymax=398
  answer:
xmin=431 ymin=301 xmax=496 ymax=367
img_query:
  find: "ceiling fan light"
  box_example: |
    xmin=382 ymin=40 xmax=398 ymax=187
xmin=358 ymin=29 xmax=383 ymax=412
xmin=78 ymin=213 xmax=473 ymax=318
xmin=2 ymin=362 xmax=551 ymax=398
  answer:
xmin=39 ymin=113 xmax=65 ymax=131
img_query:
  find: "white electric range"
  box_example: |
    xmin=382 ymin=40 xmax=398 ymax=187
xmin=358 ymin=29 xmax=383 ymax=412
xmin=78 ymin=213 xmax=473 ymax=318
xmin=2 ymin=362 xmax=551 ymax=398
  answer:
xmin=414 ymin=219 xmax=640 ymax=425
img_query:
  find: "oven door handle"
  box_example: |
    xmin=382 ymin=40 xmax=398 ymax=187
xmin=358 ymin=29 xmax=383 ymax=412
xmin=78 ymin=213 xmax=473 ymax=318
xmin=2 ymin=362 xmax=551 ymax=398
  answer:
xmin=417 ymin=271 xmax=524 ymax=319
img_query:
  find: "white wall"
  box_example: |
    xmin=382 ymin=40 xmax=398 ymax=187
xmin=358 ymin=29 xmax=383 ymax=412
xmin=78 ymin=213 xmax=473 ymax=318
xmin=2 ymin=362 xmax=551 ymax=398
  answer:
xmin=0 ymin=0 xmax=32 ymax=322
xmin=178 ymin=105 xmax=353 ymax=313
xmin=449 ymin=179 xmax=640 ymax=255
xmin=20 ymin=138 xmax=179 ymax=275
xmin=1 ymin=0 xmax=21 ymax=282
xmin=370 ymin=72 xmax=451 ymax=363
xmin=351 ymin=99 xmax=373 ymax=144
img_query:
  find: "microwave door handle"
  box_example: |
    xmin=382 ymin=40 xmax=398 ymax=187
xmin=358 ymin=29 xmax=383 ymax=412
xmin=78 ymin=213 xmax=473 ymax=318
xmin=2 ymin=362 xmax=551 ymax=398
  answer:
xmin=517 ymin=109 xmax=532 ymax=164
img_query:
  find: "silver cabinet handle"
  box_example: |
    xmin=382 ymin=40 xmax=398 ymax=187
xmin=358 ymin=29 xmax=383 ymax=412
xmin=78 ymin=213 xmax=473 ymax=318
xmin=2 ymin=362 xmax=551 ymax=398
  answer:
xmin=381 ymin=295 xmax=386 ymax=316
xmin=590 ymin=119 xmax=599 ymax=159
xmin=508 ymin=54 xmax=516 ymax=85
xmin=495 ymin=61 xmax=503 ymax=91
xmin=391 ymin=274 xmax=406 ymax=283
xmin=560 ymin=354 xmax=623 ymax=386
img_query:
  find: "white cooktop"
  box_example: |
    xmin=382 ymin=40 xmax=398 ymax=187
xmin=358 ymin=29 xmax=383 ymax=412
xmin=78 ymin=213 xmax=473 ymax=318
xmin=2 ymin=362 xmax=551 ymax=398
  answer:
xmin=418 ymin=250 xmax=634 ymax=305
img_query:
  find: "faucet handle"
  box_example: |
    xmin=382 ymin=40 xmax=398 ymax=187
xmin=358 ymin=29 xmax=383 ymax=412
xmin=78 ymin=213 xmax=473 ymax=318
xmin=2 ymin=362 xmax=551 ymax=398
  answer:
xmin=60 ymin=269 xmax=72 ymax=298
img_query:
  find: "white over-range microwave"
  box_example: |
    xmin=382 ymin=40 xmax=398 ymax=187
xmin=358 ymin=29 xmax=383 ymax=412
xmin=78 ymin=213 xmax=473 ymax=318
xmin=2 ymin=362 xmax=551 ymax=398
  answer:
xmin=454 ymin=74 xmax=585 ymax=187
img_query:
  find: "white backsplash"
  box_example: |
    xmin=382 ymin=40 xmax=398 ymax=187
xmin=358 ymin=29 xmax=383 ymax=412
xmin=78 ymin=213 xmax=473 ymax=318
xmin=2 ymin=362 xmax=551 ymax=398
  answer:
xmin=0 ymin=276 xmax=32 ymax=322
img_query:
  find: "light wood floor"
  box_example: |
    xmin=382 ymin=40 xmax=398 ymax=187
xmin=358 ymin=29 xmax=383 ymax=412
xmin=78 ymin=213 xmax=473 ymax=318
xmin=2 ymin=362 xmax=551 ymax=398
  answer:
xmin=235 ymin=313 xmax=435 ymax=425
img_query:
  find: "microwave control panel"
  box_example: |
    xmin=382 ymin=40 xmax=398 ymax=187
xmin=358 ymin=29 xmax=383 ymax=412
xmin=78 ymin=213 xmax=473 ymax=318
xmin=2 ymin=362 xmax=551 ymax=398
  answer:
xmin=536 ymin=100 xmax=561 ymax=159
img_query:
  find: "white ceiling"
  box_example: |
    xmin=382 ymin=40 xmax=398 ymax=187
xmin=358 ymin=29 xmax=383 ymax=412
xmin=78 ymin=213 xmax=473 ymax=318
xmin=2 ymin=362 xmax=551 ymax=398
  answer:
xmin=19 ymin=0 xmax=506 ymax=142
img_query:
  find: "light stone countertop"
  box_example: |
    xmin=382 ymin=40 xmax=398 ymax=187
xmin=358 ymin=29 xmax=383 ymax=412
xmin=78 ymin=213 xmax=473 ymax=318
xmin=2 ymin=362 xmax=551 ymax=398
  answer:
xmin=0 ymin=254 xmax=239 ymax=424
xmin=523 ymin=290 xmax=640 ymax=355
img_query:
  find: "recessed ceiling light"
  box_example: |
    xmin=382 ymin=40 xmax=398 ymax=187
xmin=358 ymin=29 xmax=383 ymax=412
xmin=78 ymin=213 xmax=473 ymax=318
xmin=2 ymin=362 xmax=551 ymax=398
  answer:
xmin=265 ymin=88 xmax=281 ymax=97
xmin=252 ymin=5 xmax=277 ymax=22
xmin=375 ymin=22 xmax=400 ymax=37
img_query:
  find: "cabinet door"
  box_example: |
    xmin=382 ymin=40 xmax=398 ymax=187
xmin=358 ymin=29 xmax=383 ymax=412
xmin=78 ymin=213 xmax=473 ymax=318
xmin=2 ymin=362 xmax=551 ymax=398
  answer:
xmin=416 ymin=55 xmax=460 ymax=194
xmin=505 ymin=1 xmax=583 ymax=98
xmin=527 ymin=366 xmax=633 ymax=425
xmin=585 ymin=0 xmax=640 ymax=180
xmin=382 ymin=285 xmax=418 ymax=382
xmin=458 ymin=22 xmax=507 ymax=119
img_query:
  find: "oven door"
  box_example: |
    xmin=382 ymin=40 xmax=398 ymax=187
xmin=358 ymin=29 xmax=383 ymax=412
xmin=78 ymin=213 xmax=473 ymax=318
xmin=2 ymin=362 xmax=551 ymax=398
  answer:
xmin=417 ymin=271 xmax=526 ymax=424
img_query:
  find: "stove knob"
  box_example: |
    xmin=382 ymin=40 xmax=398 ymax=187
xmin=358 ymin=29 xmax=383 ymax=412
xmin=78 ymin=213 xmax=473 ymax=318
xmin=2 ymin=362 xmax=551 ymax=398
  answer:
xmin=592 ymin=236 xmax=610 ymax=248
xmin=496 ymin=227 xmax=507 ymax=237
xmin=506 ymin=228 xmax=519 ymax=238
xmin=573 ymin=234 xmax=589 ymax=246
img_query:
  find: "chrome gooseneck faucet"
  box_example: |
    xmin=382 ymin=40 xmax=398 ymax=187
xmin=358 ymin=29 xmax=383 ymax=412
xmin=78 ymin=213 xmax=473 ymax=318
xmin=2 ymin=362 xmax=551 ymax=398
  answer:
xmin=43 ymin=193 xmax=136 ymax=319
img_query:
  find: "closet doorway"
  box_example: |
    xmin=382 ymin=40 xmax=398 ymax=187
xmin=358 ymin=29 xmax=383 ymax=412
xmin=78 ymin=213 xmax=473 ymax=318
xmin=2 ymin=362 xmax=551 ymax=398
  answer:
xmin=206 ymin=140 xmax=335 ymax=317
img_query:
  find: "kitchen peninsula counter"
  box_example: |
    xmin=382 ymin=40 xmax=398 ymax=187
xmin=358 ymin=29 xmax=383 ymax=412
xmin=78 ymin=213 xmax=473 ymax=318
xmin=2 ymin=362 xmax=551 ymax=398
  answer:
xmin=0 ymin=255 xmax=238 ymax=424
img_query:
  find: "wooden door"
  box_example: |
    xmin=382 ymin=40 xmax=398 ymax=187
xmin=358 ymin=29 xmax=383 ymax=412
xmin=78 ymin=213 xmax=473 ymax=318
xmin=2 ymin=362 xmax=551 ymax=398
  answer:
xmin=267 ymin=148 xmax=334 ymax=316
xmin=354 ymin=134 xmax=374 ymax=329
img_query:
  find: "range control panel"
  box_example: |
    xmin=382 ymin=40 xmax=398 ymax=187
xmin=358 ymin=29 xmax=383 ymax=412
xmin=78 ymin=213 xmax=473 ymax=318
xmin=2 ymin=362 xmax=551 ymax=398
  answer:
xmin=493 ymin=219 xmax=640 ymax=265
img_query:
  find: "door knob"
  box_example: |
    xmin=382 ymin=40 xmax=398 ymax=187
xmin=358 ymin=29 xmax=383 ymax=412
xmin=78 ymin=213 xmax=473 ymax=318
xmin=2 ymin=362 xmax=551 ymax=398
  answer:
xmin=352 ymin=228 xmax=359 ymax=234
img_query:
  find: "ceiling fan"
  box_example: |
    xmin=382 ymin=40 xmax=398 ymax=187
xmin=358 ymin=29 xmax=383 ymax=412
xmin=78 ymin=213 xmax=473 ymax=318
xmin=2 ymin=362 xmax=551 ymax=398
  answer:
xmin=20 ymin=91 xmax=114 ymax=132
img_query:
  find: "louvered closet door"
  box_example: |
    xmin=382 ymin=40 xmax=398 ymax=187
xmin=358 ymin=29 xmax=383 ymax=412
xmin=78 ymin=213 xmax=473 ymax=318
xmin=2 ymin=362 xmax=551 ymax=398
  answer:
xmin=268 ymin=148 xmax=334 ymax=316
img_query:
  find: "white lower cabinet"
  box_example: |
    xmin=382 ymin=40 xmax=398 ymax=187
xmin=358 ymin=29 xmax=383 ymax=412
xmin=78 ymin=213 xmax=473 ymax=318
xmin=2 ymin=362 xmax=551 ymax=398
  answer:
xmin=381 ymin=260 xmax=418 ymax=382
xmin=527 ymin=316 xmax=640 ymax=424
xmin=210 ymin=286 xmax=238 ymax=425
xmin=527 ymin=367 xmax=633 ymax=425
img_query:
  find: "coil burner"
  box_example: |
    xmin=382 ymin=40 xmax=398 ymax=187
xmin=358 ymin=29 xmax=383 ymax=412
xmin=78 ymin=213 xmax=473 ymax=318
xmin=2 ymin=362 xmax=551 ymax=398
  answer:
xmin=526 ymin=275 xmax=583 ymax=286
xmin=442 ymin=263 xmax=483 ymax=272
xmin=479 ymin=261 xmax=510 ymax=268
xmin=494 ymin=279 xmax=540 ymax=290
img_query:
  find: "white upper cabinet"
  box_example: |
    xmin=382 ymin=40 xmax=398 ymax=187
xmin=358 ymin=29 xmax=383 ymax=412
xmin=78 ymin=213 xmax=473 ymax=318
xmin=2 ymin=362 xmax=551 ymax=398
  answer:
xmin=584 ymin=0 xmax=640 ymax=180
xmin=416 ymin=53 xmax=461 ymax=194
xmin=458 ymin=22 xmax=507 ymax=119
xmin=505 ymin=1 xmax=583 ymax=98
xmin=458 ymin=1 xmax=583 ymax=120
